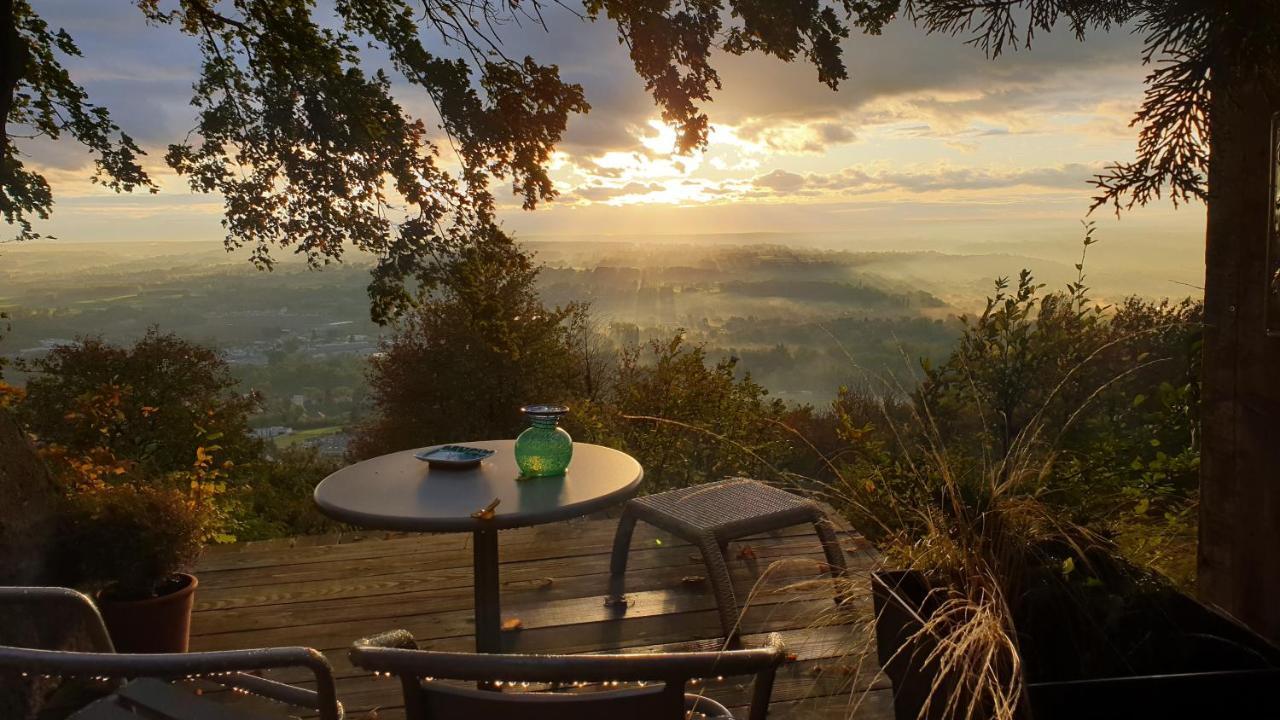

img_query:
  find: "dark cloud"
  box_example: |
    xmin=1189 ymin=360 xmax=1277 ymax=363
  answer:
xmin=816 ymin=123 xmax=857 ymax=144
xmin=31 ymin=2 xmax=1144 ymax=170
xmin=32 ymin=3 xmax=201 ymax=143
xmin=713 ymin=23 xmax=1143 ymax=125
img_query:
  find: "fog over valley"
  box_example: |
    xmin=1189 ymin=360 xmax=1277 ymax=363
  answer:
xmin=1 ymin=231 xmax=1202 ymax=421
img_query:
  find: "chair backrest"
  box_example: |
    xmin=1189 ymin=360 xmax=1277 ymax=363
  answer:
xmin=0 ymin=586 xmax=115 ymax=653
xmin=415 ymin=681 xmax=686 ymax=720
xmin=0 ymin=586 xmax=117 ymax=720
xmin=349 ymin=629 xmax=787 ymax=720
xmin=0 ymin=587 xmax=344 ymax=720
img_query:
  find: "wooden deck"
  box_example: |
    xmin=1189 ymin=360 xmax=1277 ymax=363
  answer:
xmin=191 ymin=514 xmax=894 ymax=719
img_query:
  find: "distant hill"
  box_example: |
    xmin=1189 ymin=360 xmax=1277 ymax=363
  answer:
xmin=1 ymin=236 xmax=1200 ymax=404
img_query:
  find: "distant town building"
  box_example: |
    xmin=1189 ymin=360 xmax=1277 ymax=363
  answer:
xmin=304 ymin=433 xmax=350 ymax=458
xmin=251 ymin=426 xmax=294 ymax=439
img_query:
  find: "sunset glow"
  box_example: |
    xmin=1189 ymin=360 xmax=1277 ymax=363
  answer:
xmin=21 ymin=3 xmax=1201 ymax=256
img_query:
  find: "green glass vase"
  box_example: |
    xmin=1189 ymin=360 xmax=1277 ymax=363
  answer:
xmin=514 ymin=404 xmax=573 ymax=477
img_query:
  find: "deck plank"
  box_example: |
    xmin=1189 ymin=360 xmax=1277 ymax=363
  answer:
xmin=190 ymin=517 xmax=890 ymax=720
xmin=195 ymin=534 xmax=870 ymax=616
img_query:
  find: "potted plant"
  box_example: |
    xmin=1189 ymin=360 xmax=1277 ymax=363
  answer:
xmin=872 ymin=558 xmax=1280 ymax=720
xmin=859 ymin=421 xmax=1280 ymax=720
xmin=57 ymin=483 xmax=206 ymax=653
xmin=809 ymin=254 xmax=1280 ymax=718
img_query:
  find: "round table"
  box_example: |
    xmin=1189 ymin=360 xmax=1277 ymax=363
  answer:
xmin=313 ymin=440 xmax=643 ymax=653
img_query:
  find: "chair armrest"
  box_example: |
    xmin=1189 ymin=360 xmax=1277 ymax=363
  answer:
xmin=758 ymin=633 xmax=786 ymax=662
xmin=354 ymin=629 xmax=418 ymax=651
xmin=0 ymin=645 xmax=343 ymax=720
xmin=350 ymin=632 xmax=788 ymax=685
xmin=746 ymin=633 xmax=787 ymax=720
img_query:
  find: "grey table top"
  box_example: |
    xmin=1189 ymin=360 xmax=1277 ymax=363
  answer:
xmin=313 ymin=440 xmax=644 ymax=532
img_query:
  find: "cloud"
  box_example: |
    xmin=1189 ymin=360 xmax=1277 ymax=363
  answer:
xmin=753 ymin=170 xmax=808 ymax=192
xmin=753 ymin=163 xmax=1101 ymax=195
xmin=882 ymin=164 xmax=1100 ymax=193
xmin=816 ymin=123 xmax=857 ymax=144
xmin=24 ymin=2 xmax=1159 ymax=247
xmin=566 ymin=181 xmax=666 ymax=202
xmin=31 ymin=3 xmax=1147 ymax=170
xmin=714 ymin=22 xmax=1144 ymax=123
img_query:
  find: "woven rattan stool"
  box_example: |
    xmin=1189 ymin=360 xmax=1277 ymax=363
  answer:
xmin=609 ymin=478 xmax=848 ymax=638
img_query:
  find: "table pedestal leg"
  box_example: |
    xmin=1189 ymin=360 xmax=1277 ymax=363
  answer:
xmin=473 ymin=528 xmax=501 ymax=654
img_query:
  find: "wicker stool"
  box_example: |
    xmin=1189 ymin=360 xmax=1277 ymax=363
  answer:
xmin=609 ymin=478 xmax=848 ymax=639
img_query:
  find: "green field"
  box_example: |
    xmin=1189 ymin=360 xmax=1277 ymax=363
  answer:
xmin=274 ymin=426 xmax=343 ymax=449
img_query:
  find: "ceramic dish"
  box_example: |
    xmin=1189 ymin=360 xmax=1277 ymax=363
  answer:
xmin=414 ymin=445 xmax=495 ymax=469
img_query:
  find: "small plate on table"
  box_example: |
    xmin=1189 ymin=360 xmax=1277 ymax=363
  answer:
xmin=415 ymin=445 xmax=495 ymax=469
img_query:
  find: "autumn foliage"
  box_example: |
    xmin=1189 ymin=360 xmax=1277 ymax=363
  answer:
xmin=3 ymin=330 xmax=268 ymax=596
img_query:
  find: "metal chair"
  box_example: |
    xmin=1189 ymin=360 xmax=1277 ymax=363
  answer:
xmin=349 ymin=628 xmax=788 ymax=720
xmin=0 ymin=586 xmax=343 ymax=720
xmin=610 ymin=478 xmax=849 ymax=638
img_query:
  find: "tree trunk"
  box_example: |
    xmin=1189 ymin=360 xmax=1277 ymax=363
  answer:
xmin=0 ymin=409 xmax=58 ymax=585
xmin=0 ymin=0 xmax=24 ymax=191
xmin=1197 ymin=66 xmax=1280 ymax=643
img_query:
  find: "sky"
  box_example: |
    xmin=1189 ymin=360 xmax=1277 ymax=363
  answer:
xmin=20 ymin=1 xmax=1206 ymax=272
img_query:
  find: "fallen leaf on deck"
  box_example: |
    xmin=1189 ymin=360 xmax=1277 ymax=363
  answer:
xmin=737 ymin=546 xmax=758 ymax=560
xmin=603 ymin=595 xmax=631 ymax=608
xmin=785 ymin=652 xmax=799 ymax=663
xmin=681 ymin=575 xmax=706 ymax=584
xmin=504 ymin=576 xmax=554 ymax=588
xmin=502 ymin=618 xmax=524 ymax=632
xmin=471 ymin=497 xmax=501 ymax=520
xmin=364 ymin=708 xmax=381 ymax=719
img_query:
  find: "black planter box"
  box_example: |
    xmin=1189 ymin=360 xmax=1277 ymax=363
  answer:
xmin=872 ymin=570 xmax=1280 ymax=720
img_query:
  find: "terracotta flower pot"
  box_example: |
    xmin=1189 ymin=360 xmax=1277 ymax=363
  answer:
xmin=97 ymin=573 xmax=198 ymax=653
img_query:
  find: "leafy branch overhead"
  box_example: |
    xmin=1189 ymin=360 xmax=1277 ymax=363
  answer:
xmin=1 ymin=0 xmax=155 ymax=242
xmin=903 ymin=0 xmax=1277 ymax=213
xmin=3 ymin=0 xmax=1274 ymax=317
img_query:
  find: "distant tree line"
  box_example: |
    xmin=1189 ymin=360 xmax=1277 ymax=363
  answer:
xmin=0 ymin=239 xmax=1203 ymax=591
xmin=349 ymin=242 xmax=1203 ymax=587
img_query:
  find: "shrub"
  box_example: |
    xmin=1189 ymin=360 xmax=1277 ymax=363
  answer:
xmin=56 ymin=484 xmax=206 ymax=600
xmin=828 ymin=257 xmax=1202 ymax=588
xmin=233 ymin=446 xmax=347 ymax=540
xmin=16 ymin=328 xmax=262 ymax=475
xmin=571 ymin=335 xmax=797 ymax=492
xmin=350 ymin=242 xmax=588 ymax=459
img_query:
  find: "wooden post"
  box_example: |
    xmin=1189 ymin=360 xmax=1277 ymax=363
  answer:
xmin=1268 ymin=113 xmax=1280 ymax=337
xmin=1197 ymin=66 xmax=1280 ymax=643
